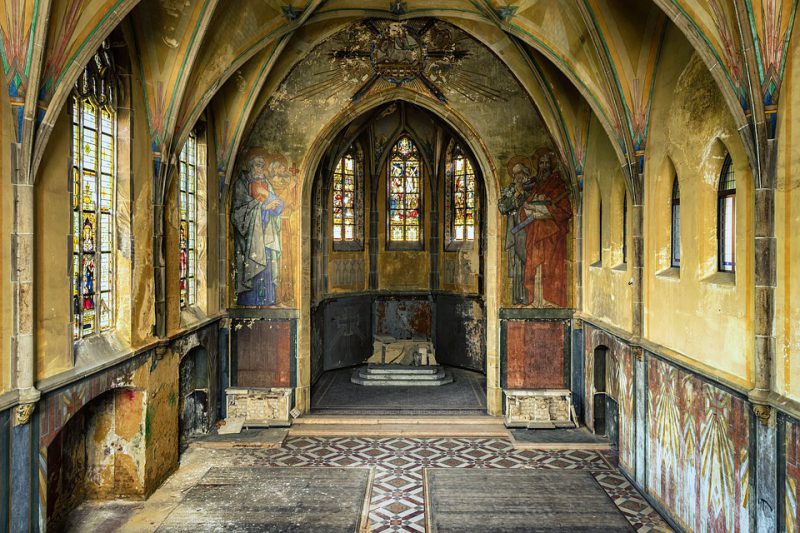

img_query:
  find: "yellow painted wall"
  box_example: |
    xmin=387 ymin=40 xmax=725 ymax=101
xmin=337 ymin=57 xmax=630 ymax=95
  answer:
xmin=129 ymin=62 xmax=156 ymax=347
xmin=35 ymin=108 xmax=72 ymax=378
xmin=582 ymin=117 xmax=633 ymax=332
xmin=642 ymin=26 xmax=753 ymax=387
xmin=0 ymin=89 xmax=11 ymax=392
xmin=775 ymin=11 xmax=800 ymax=402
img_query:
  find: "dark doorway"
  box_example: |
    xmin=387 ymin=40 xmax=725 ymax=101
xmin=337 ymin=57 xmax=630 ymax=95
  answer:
xmin=179 ymin=347 xmax=210 ymax=450
xmin=593 ymin=346 xmax=608 ymax=436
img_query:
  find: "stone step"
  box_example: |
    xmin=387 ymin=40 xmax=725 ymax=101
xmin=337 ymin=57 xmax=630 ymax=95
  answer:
xmin=295 ymin=415 xmax=496 ymax=425
xmin=365 ymin=364 xmax=441 ymax=374
xmin=288 ymin=423 xmax=509 ymax=438
xmin=355 ymin=369 xmax=447 ymax=381
xmin=350 ymin=375 xmax=454 ymax=386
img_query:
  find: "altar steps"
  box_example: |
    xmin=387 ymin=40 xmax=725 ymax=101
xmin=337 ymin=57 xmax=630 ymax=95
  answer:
xmin=289 ymin=415 xmax=508 ymax=438
xmin=350 ymin=364 xmax=454 ymax=386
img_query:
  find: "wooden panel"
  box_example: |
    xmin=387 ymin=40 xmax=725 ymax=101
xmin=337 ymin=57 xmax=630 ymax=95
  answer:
xmin=505 ymin=320 xmax=566 ymax=389
xmin=159 ymin=467 xmax=370 ymax=531
xmin=234 ymin=320 xmax=291 ymax=388
xmin=426 ymin=469 xmax=632 ymax=532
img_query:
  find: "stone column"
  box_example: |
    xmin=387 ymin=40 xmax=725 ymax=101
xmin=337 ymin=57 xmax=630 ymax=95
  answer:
xmin=218 ymin=170 xmax=228 ymax=312
xmin=631 ymin=201 xmax=644 ymax=339
xmin=12 ymin=173 xmax=40 ymax=424
xmin=752 ymin=160 xmax=778 ymax=533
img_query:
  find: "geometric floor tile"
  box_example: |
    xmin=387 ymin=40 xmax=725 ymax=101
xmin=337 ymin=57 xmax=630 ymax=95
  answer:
xmin=67 ymin=436 xmax=674 ymax=532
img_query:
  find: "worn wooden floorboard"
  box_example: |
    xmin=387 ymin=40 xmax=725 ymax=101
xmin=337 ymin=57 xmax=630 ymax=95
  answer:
xmin=425 ymin=469 xmax=634 ymax=532
xmin=157 ymin=467 xmax=371 ymax=532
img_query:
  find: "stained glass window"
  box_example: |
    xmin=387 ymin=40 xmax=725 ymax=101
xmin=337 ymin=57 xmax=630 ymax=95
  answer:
xmin=718 ymin=154 xmax=736 ymax=273
xmin=622 ymin=192 xmax=627 ymax=264
xmin=71 ymin=40 xmax=117 ymax=340
xmin=450 ymin=147 xmax=476 ymax=243
xmin=333 ymin=152 xmax=357 ymax=242
xmin=671 ymin=176 xmax=680 ymax=268
xmin=179 ymin=133 xmax=198 ymax=308
xmin=387 ymin=136 xmax=422 ymax=246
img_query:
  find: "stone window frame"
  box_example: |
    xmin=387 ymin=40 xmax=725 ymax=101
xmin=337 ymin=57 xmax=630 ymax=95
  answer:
xmin=717 ymin=153 xmax=736 ymax=273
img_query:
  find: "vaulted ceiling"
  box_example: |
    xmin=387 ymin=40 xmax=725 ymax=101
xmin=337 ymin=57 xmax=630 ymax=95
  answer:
xmin=2 ymin=0 xmax=796 ymax=195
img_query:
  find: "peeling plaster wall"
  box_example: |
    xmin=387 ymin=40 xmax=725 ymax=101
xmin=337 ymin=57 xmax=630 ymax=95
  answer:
xmin=775 ymin=11 xmax=800 ymax=402
xmin=46 ymin=388 xmax=146 ymax=531
xmin=643 ymin=27 xmax=754 ymax=387
xmin=130 ymin=61 xmax=157 ymax=347
xmin=582 ymin=118 xmax=633 ymax=331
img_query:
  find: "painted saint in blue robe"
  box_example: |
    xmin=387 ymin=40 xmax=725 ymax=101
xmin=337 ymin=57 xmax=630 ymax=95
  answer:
xmin=232 ymin=156 xmax=285 ymax=306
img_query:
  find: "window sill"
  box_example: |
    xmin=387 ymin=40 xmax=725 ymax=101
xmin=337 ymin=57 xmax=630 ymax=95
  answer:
xmin=181 ymin=305 xmax=207 ymax=328
xmin=702 ymin=270 xmax=736 ymax=286
xmin=656 ymin=266 xmax=680 ymax=281
xmin=611 ymin=263 xmax=627 ymax=273
xmin=73 ymin=330 xmax=131 ymax=373
xmin=589 ymin=260 xmax=602 ymax=269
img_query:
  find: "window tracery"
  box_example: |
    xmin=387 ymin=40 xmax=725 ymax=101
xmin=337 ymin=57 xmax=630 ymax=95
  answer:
xmin=179 ymin=133 xmax=198 ymax=308
xmin=71 ymin=40 xmax=118 ymax=339
xmin=445 ymin=144 xmax=477 ymax=248
xmin=387 ymin=136 xmax=423 ymax=248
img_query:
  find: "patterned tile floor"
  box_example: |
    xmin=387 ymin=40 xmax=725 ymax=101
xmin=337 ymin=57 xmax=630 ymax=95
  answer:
xmin=68 ymin=435 xmax=673 ymax=532
xmin=218 ymin=436 xmax=673 ymax=532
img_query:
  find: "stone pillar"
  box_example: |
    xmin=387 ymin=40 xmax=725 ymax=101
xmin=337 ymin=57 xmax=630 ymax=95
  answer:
xmin=218 ymin=170 xmax=228 ymax=312
xmin=754 ymin=409 xmax=777 ymax=533
xmin=574 ymin=198 xmax=583 ymax=312
xmin=630 ymin=202 xmax=644 ymax=339
xmin=751 ymin=162 xmax=778 ymax=532
xmin=12 ymin=173 xmax=40 ymax=422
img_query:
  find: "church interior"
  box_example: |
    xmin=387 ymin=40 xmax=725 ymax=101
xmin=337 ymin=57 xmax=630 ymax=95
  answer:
xmin=1 ymin=0 xmax=799 ymax=531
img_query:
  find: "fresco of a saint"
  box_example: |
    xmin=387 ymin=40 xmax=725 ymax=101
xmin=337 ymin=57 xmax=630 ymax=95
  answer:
xmin=498 ymin=149 xmax=572 ymax=307
xmin=232 ymin=155 xmax=286 ymax=306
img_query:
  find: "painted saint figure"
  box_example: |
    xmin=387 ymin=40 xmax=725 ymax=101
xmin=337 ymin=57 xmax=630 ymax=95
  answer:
xmin=498 ymin=150 xmax=571 ymax=307
xmin=232 ymin=155 xmax=285 ymax=306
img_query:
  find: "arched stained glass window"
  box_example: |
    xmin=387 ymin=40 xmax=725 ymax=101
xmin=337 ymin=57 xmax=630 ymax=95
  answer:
xmin=387 ymin=136 xmax=422 ymax=248
xmin=450 ymin=147 xmax=476 ymax=243
xmin=179 ymin=132 xmax=198 ymax=308
xmin=671 ymin=176 xmax=680 ymax=268
xmin=718 ymin=153 xmax=736 ymax=273
xmin=331 ymin=145 xmax=364 ymax=251
xmin=72 ymin=40 xmax=118 ymax=340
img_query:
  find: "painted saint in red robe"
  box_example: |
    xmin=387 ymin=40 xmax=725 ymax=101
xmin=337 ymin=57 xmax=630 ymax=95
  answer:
xmin=500 ymin=150 xmax=571 ymax=307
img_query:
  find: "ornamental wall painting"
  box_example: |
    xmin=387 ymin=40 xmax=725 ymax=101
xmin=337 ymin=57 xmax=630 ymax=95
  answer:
xmin=231 ymin=150 xmax=299 ymax=307
xmin=786 ymin=418 xmax=800 ymax=532
xmin=498 ymin=149 xmax=572 ymax=308
xmin=647 ymin=356 xmax=751 ymax=532
xmin=584 ymin=326 xmax=635 ymax=472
